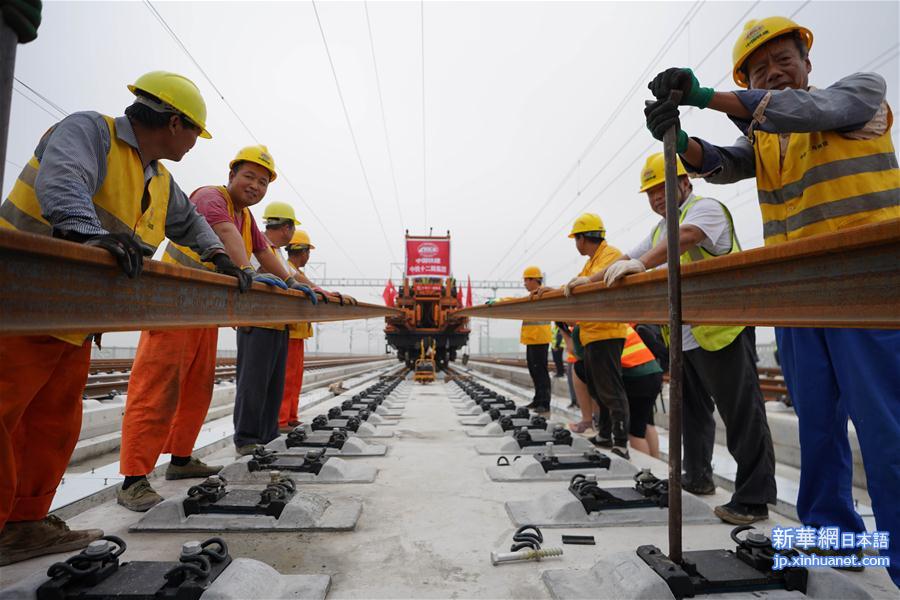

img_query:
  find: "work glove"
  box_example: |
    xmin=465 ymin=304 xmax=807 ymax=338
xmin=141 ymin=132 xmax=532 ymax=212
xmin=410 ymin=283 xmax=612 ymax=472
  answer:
xmin=484 ymin=298 xmax=497 ymax=306
xmin=603 ymin=258 xmax=646 ymax=287
xmin=332 ymin=292 xmax=357 ymax=306
xmin=285 ymin=277 xmax=317 ymax=305
xmin=1 ymin=0 xmax=42 ymax=44
xmin=312 ymin=287 xmax=329 ymax=303
xmin=649 ymin=68 xmax=714 ymax=108
xmin=241 ymin=266 xmax=288 ymax=289
xmin=83 ymin=232 xmax=151 ymax=279
xmin=563 ymin=276 xmax=591 ymax=297
xmin=644 ymin=99 xmax=689 ymax=153
xmin=211 ymin=253 xmax=252 ymax=293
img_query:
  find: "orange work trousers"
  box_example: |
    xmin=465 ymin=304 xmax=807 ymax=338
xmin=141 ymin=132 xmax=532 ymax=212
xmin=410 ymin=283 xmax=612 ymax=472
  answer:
xmin=278 ymin=339 xmax=305 ymax=427
xmin=0 ymin=336 xmax=91 ymax=529
xmin=119 ymin=328 xmax=217 ymax=476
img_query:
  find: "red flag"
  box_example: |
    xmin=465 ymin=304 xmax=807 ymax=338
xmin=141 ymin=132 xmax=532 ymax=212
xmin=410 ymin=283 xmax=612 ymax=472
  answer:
xmin=466 ymin=276 xmax=473 ymax=308
xmin=382 ymin=279 xmax=397 ymax=307
xmin=457 ymin=286 xmax=463 ymax=308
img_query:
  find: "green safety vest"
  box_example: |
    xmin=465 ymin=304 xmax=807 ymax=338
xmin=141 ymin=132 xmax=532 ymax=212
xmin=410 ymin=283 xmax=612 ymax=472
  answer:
xmin=652 ymin=195 xmax=745 ymax=352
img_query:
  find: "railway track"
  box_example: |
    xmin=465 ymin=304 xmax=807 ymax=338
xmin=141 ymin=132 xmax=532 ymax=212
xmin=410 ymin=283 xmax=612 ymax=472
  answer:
xmin=83 ymin=355 xmax=389 ymax=399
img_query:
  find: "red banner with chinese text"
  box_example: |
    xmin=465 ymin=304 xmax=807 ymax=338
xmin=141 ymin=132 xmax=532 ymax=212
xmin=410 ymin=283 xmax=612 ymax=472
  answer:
xmin=405 ymin=237 xmax=450 ymax=277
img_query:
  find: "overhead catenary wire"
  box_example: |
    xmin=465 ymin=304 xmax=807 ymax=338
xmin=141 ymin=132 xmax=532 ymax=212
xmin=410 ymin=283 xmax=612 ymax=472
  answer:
xmin=364 ymin=1 xmax=405 ymax=232
xmin=12 ymin=85 xmax=66 ymax=121
xmin=420 ymin=0 xmax=427 ymax=231
xmin=141 ymin=0 xmax=364 ymax=275
xmin=13 ymin=78 xmax=69 ymax=118
xmin=311 ymin=0 xmax=397 ymax=262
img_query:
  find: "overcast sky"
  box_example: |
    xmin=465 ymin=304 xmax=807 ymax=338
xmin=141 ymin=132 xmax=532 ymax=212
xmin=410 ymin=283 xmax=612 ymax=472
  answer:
xmin=7 ymin=0 xmax=899 ymax=350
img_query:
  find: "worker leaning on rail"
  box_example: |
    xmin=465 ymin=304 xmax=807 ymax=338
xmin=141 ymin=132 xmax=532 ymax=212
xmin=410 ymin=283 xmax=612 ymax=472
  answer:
xmin=520 ymin=266 xmax=553 ymax=413
xmin=605 ymin=153 xmax=777 ymax=526
xmin=0 ymin=71 xmax=250 ymax=564
xmin=114 ymin=146 xmax=307 ymax=512
xmin=553 ymin=213 xmax=631 ymax=459
xmin=645 ymin=16 xmax=900 ymax=582
xmin=278 ymin=229 xmax=318 ymax=432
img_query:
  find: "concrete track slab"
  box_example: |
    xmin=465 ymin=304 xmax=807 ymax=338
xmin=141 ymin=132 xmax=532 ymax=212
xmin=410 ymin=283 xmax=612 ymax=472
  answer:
xmin=219 ymin=455 xmax=378 ymax=484
xmin=265 ymin=436 xmax=388 ymax=457
xmin=486 ymin=452 xmax=639 ymax=481
xmin=296 ymin=421 xmax=394 ymax=438
xmin=506 ymin=488 xmax=719 ymax=528
xmin=475 ymin=436 xmax=594 ymax=455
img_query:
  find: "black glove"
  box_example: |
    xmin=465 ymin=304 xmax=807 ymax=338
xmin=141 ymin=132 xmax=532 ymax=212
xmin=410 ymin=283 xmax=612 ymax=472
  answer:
xmin=1 ymin=0 xmax=42 ymax=44
xmin=81 ymin=233 xmax=148 ymax=279
xmin=644 ymin=99 xmax=689 ymax=152
xmin=211 ymin=253 xmax=252 ymax=293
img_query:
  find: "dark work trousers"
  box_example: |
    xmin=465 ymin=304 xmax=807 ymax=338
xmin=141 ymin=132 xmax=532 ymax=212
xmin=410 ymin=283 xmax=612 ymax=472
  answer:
xmin=583 ymin=338 xmax=629 ymax=446
xmin=681 ymin=361 xmax=717 ymax=489
xmin=525 ymin=344 xmax=551 ymax=408
xmin=683 ymin=327 xmax=777 ymax=506
xmin=233 ymin=326 xmax=289 ymax=448
xmin=551 ymin=347 xmax=565 ymax=376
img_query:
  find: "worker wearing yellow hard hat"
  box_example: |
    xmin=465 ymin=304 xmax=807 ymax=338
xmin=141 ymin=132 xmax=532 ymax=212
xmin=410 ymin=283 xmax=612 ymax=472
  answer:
xmin=520 ymin=266 xmax=552 ymax=413
xmin=558 ymin=213 xmax=630 ymax=458
xmin=0 ymin=70 xmax=245 ymax=565
xmin=646 ymin=18 xmax=900 ymax=571
xmin=607 ymin=152 xmax=776 ymax=527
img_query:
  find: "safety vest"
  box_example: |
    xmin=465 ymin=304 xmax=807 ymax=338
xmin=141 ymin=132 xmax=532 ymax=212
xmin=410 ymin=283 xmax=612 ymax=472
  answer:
xmin=621 ymin=325 xmax=656 ymax=368
xmin=521 ymin=321 xmax=552 ymax=345
xmin=651 ymin=195 xmax=744 ymax=352
xmin=576 ymin=242 xmax=628 ymax=345
xmin=0 ymin=114 xmax=171 ymax=345
xmin=289 ymin=267 xmax=314 ymax=340
xmin=752 ymin=109 xmax=900 ymax=246
xmin=162 ymin=186 xmax=252 ymax=270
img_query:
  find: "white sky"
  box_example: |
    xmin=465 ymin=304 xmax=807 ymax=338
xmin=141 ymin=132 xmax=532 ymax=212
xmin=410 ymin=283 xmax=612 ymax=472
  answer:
xmin=6 ymin=0 xmax=899 ymax=350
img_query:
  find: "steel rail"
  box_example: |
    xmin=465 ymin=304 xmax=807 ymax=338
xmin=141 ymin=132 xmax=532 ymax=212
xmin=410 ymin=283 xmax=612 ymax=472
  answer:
xmin=456 ymin=219 xmax=900 ymax=328
xmin=0 ymin=229 xmax=401 ymax=336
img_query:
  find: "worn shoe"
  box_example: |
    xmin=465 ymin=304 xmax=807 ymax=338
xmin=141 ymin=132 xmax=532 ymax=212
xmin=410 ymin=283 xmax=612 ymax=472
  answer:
xmin=568 ymin=421 xmax=593 ymax=434
xmin=165 ymin=457 xmax=222 ymax=480
xmin=682 ymin=480 xmax=717 ymax=495
xmin=588 ymin=435 xmax=613 ymax=449
xmin=534 ymin=405 xmax=551 ymax=414
xmin=714 ymin=500 xmax=769 ymax=525
xmin=235 ymin=444 xmax=262 ymax=457
xmin=0 ymin=515 xmax=103 ymax=566
xmin=524 ymin=401 xmax=540 ymax=410
xmin=116 ymin=479 xmax=163 ymax=512
xmin=610 ymin=446 xmax=630 ymax=460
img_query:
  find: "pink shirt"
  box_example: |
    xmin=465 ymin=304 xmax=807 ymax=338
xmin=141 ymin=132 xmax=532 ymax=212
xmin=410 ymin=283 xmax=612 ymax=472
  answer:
xmin=190 ymin=186 xmax=270 ymax=254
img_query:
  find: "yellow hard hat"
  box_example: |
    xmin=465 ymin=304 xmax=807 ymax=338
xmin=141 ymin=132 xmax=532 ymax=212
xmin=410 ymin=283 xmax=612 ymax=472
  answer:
xmin=568 ymin=213 xmax=605 ymax=238
xmin=262 ymin=201 xmax=299 ymax=224
xmin=288 ymin=229 xmax=315 ymax=250
xmin=522 ymin=266 xmax=542 ymax=279
xmin=230 ymin=145 xmax=277 ymax=181
xmin=127 ymin=71 xmax=211 ymax=139
xmin=639 ymin=152 xmax=687 ymax=192
xmin=732 ymin=17 xmax=813 ymax=88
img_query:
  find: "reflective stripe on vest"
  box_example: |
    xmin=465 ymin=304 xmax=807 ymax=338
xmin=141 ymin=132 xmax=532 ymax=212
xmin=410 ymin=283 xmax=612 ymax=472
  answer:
xmin=752 ymin=109 xmax=900 ymax=246
xmin=0 ymin=115 xmax=171 ymax=345
xmin=162 ymin=185 xmax=253 ymax=271
xmin=621 ymin=326 xmax=656 ymax=368
xmin=521 ymin=321 xmax=552 ymax=345
xmin=651 ymin=195 xmax=744 ymax=352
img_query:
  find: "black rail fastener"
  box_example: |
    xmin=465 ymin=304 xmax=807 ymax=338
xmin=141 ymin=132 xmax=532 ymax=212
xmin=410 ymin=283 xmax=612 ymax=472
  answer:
xmin=561 ymin=535 xmax=596 ymax=546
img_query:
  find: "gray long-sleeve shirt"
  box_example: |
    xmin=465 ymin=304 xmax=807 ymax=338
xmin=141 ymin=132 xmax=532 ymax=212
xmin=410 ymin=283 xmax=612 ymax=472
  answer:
xmin=685 ymin=73 xmax=891 ymax=183
xmin=32 ymin=111 xmax=223 ymax=259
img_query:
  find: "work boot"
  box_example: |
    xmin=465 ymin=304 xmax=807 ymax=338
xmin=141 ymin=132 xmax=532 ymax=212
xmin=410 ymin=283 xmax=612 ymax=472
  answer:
xmin=235 ymin=444 xmax=262 ymax=457
xmin=682 ymin=479 xmax=716 ymax=496
xmin=165 ymin=457 xmax=222 ymax=481
xmin=278 ymin=420 xmax=302 ymax=434
xmin=0 ymin=515 xmax=103 ymax=566
xmin=714 ymin=500 xmax=769 ymax=525
xmin=611 ymin=446 xmax=630 ymax=460
xmin=524 ymin=401 xmax=540 ymax=410
xmin=116 ymin=479 xmax=163 ymax=512
xmin=588 ymin=434 xmax=613 ymax=448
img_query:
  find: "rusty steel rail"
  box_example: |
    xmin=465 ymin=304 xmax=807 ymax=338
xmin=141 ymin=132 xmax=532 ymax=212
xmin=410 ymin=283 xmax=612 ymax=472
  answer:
xmin=457 ymin=220 xmax=900 ymax=328
xmin=0 ymin=229 xmax=401 ymax=336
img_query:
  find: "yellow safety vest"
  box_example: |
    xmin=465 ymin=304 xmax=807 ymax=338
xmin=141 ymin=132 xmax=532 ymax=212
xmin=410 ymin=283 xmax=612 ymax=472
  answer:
xmin=520 ymin=321 xmax=552 ymax=345
xmin=288 ymin=267 xmax=313 ymax=339
xmin=576 ymin=242 xmax=628 ymax=345
xmin=162 ymin=186 xmax=252 ymax=270
xmin=752 ymin=109 xmax=900 ymax=246
xmin=652 ymin=195 xmax=744 ymax=352
xmin=0 ymin=114 xmax=171 ymax=345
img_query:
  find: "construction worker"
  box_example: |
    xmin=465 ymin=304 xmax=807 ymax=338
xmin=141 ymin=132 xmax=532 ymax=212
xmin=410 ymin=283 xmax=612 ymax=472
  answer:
xmin=645 ymin=18 xmax=900 ymax=580
xmin=278 ymin=229 xmax=317 ymax=432
xmin=521 ymin=266 xmax=553 ymax=413
xmin=558 ymin=214 xmax=631 ymax=459
xmin=115 ymin=145 xmax=303 ymax=512
xmin=620 ymin=325 xmax=663 ymax=459
xmin=550 ymin=323 xmax=566 ymax=378
xmin=604 ymin=153 xmax=777 ymax=525
xmin=0 ymin=71 xmax=249 ymax=564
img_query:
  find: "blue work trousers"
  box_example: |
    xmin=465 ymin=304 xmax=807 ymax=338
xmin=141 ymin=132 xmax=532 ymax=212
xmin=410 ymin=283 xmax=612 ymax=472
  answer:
xmin=776 ymin=327 xmax=900 ymax=587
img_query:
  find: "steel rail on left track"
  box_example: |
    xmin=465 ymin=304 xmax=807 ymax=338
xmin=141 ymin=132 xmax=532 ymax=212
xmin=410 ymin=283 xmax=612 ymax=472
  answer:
xmin=456 ymin=219 xmax=900 ymax=329
xmin=0 ymin=229 xmax=401 ymax=336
